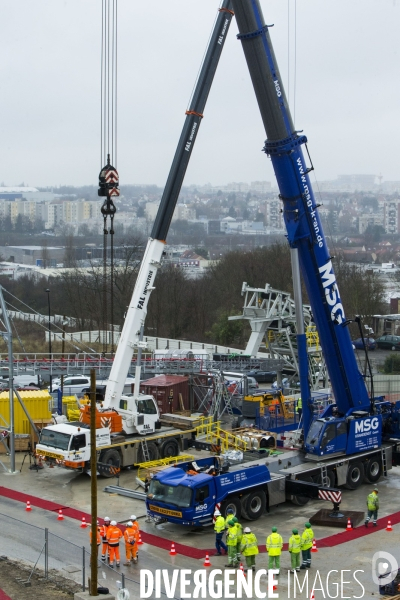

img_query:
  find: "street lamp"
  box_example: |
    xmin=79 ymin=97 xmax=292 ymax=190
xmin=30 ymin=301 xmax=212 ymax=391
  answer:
xmin=45 ymin=289 xmax=52 ymax=392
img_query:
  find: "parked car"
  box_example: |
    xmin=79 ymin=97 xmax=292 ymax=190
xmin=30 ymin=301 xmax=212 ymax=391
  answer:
xmin=375 ymin=335 xmax=400 ymax=351
xmin=13 ymin=375 xmax=43 ymax=388
xmin=49 ymin=374 xmax=86 ymax=392
xmin=352 ymin=337 xmax=376 ymax=351
xmin=50 ymin=375 xmax=91 ymax=395
xmin=246 ymin=369 xmax=277 ymax=383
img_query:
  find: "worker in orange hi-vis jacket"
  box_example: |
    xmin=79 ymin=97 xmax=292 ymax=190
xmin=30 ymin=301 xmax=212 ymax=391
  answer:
xmin=99 ymin=516 xmax=111 ymax=562
xmin=123 ymin=521 xmax=137 ymax=565
xmin=129 ymin=514 xmax=140 ymax=563
xmin=106 ymin=520 xmax=123 ymax=567
xmin=89 ymin=521 xmax=102 ymax=565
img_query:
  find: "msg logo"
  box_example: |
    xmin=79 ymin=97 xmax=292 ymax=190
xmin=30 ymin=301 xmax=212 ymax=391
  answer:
xmin=355 ymin=417 xmax=379 ymax=434
xmin=372 ymin=551 xmax=399 ymax=585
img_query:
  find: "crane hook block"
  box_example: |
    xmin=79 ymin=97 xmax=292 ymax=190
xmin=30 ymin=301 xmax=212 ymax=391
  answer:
xmin=98 ymin=156 xmax=120 ymax=199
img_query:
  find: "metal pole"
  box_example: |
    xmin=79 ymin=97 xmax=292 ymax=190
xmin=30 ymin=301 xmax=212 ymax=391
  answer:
xmin=90 ymin=368 xmax=98 ymax=596
xmin=82 ymin=546 xmax=86 ymax=592
xmin=45 ymin=289 xmax=52 ymax=394
xmin=45 ymin=528 xmax=48 ymax=578
xmin=0 ymin=286 xmax=15 ymax=472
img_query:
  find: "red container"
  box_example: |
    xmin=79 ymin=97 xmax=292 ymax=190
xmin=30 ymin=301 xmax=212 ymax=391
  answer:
xmin=140 ymin=375 xmax=189 ymax=414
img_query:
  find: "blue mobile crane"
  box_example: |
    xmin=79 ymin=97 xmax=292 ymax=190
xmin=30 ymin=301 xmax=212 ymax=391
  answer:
xmin=230 ymin=0 xmax=400 ymax=464
xmin=145 ymin=1 xmax=400 ymax=526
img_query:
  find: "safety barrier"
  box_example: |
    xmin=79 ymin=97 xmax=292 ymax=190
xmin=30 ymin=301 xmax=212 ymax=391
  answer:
xmin=195 ymin=416 xmax=248 ymax=453
xmin=136 ymin=454 xmax=195 ymax=481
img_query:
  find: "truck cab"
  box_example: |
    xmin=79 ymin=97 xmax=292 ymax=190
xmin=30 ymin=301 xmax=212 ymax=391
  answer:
xmin=304 ymin=403 xmax=398 ymax=457
xmin=117 ymin=394 xmax=160 ymax=435
xmin=146 ymin=455 xmax=275 ymax=526
xmin=36 ymin=422 xmax=111 ymax=467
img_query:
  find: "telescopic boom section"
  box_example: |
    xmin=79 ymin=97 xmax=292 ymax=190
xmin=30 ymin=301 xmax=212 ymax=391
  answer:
xmin=103 ymin=1 xmax=234 ymax=409
xmin=231 ymin=0 xmax=370 ymax=416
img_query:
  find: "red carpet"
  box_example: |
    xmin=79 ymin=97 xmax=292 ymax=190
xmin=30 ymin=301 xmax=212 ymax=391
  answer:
xmin=0 ymin=486 xmax=398 ymax=559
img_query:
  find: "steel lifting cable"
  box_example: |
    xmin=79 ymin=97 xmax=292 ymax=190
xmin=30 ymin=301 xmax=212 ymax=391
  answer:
xmin=99 ymin=0 xmax=119 ymax=354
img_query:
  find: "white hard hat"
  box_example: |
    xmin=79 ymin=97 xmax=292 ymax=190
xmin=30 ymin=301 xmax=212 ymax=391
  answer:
xmin=214 ymin=510 xmax=221 ymax=516
xmin=104 ymin=516 xmax=111 ymax=522
xmin=130 ymin=515 xmax=137 ymax=521
xmin=127 ymin=521 xmax=133 ymax=527
xmin=244 ymin=527 xmax=251 ymax=533
xmin=110 ymin=520 xmax=117 ymax=526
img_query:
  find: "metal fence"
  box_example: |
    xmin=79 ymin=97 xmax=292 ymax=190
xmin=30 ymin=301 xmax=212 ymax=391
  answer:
xmin=0 ymin=512 xmax=178 ymax=599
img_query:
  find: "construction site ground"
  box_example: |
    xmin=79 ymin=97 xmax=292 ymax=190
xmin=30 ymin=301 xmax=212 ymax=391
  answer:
xmin=1 ymin=448 xmax=400 ymax=599
xmin=0 ymin=557 xmax=80 ymax=600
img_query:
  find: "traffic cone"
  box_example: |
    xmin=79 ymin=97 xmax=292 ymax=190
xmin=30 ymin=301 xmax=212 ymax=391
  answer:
xmin=137 ymin=533 xmax=143 ymax=545
xmin=310 ymin=590 xmax=315 ymax=600
xmin=386 ymin=520 xmax=393 ymax=531
xmin=25 ymin=501 xmax=32 ymax=512
xmin=169 ymin=543 xmax=177 ymax=556
xmin=239 ymin=563 xmax=246 ymax=577
xmin=346 ymin=518 xmax=352 ymax=530
xmin=311 ymin=539 xmax=318 ymax=553
xmin=80 ymin=517 xmax=88 ymax=528
xmin=57 ymin=509 xmax=64 ymax=521
xmin=203 ymin=554 xmax=212 ymax=567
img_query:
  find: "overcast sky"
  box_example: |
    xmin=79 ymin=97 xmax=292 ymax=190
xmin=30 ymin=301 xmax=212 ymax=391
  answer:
xmin=1 ymin=0 xmax=399 ymax=189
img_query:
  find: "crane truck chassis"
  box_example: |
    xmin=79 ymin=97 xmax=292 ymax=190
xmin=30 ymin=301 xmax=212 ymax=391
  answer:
xmin=37 ymin=420 xmax=197 ymax=475
xmin=145 ymin=454 xmax=344 ymax=526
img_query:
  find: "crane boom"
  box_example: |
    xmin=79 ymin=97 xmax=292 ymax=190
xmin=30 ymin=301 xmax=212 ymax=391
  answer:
xmin=104 ymin=1 xmax=234 ymax=409
xmin=230 ymin=0 xmax=370 ymax=427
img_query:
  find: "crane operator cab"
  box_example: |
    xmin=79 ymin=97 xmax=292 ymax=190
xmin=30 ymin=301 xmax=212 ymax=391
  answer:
xmin=304 ymin=403 xmax=390 ymax=457
xmin=117 ymin=394 xmax=160 ymax=435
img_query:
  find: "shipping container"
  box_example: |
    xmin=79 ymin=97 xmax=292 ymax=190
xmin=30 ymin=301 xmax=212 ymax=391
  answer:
xmin=0 ymin=390 xmax=52 ymax=434
xmin=140 ymin=375 xmax=189 ymax=414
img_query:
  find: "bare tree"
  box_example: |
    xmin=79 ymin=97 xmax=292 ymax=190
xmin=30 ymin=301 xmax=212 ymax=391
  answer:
xmin=41 ymin=240 xmax=50 ymax=268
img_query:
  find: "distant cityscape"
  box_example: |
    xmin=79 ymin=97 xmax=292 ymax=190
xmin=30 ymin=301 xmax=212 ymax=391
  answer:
xmin=0 ymin=173 xmax=400 ymax=240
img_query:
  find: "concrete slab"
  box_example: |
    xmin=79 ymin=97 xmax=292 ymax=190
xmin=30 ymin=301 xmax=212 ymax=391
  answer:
xmin=310 ymin=508 xmax=365 ymax=528
xmin=63 ymin=565 xmax=81 ymax=574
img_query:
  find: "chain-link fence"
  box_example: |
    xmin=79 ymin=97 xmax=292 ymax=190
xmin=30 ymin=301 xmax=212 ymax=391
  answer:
xmin=0 ymin=513 xmax=179 ymax=599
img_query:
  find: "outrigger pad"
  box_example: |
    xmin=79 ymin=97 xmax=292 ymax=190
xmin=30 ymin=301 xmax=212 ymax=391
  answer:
xmin=309 ymin=509 xmax=365 ymax=529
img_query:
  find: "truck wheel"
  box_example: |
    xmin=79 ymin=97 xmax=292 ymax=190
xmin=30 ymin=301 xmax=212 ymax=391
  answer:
xmin=365 ymin=457 xmax=382 ymax=483
xmin=240 ymin=490 xmax=266 ymax=521
xmin=290 ymin=475 xmax=312 ymax=506
xmin=99 ymin=449 xmax=121 ymax=477
xmin=159 ymin=439 xmax=179 ymax=459
xmin=138 ymin=442 xmax=160 ymax=463
xmin=345 ymin=461 xmax=365 ymax=489
xmin=313 ymin=470 xmax=335 ymax=488
xmin=221 ymin=497 xmax=241 ymax=519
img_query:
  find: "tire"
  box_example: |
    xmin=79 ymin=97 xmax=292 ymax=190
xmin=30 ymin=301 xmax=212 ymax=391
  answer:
xmin=365 ymin=457 xmax=382 ymax=483
xmin=344 ymin=461 xmax=365 ymax=489
xmin=159 ymin=439 xmax=179 ymax=459
xmin=290 ymin=475 xmax=312 ymax=506
xmin=313 ymin=470 xmax=335 ymax=488
xmin=240 ymin=490 xmax=266 ymax=521
xmin=137 ymin=442 xmax=160 ymax=463
xmin=99 ymin=449 xmax=121 ymax=478
xmin=221 ymin=497 xmax=241 ymax=520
